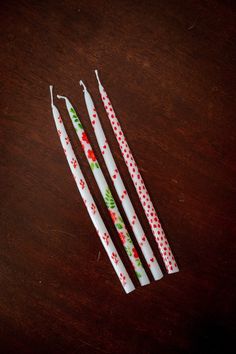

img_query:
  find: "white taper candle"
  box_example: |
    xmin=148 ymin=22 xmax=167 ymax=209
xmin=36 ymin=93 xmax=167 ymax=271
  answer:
xmin=49 ymin=85 xmax=135 ymax=293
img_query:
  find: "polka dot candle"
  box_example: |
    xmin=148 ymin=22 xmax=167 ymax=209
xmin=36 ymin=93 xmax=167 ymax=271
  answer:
xmin=94 ymin=71 xmax=179 ymax=274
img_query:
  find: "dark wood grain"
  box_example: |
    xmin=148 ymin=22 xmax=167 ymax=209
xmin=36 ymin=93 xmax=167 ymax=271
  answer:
xmin=0 ymin=1 xmax=235 ymax=353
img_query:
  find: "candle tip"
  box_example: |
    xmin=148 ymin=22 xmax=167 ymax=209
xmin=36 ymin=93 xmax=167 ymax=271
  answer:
xmin=57 ymin=95 xmax=66 ymax=101
xmin=49 ymin=85 xmax=54 ymax=106
xmin=94 ymin=70 xmax=102 ymax=87
xmin=80 ymin=80 xmax=86 ymax=92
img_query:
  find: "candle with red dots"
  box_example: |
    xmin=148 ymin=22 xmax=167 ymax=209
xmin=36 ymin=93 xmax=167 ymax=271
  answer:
xmin=49 ymin=85 xmax=135 ymax=293
xmin=94 ymin=71 xmax=179 ymax=274
xmin=79 ymin=81 xmax=163 ymax=281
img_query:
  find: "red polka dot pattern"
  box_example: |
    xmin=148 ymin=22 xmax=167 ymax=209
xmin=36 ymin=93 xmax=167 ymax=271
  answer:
xmin=98 ymin=84 xmax=179 ymax=274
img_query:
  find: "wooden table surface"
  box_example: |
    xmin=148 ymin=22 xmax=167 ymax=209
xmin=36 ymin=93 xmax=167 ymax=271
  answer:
xmin=1 ymin=1 xmax=235 ymax=353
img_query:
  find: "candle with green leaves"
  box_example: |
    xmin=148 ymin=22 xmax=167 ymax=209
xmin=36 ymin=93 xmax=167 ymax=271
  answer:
xmin=58 ymin=95 xmax=150 ymax=286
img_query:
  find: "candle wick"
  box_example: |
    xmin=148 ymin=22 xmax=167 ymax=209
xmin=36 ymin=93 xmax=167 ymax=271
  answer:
xmin=49 ymin=85 xmax=54 ymax=106
xmin=80 ymin=80 xmax=87 ymax=92
xmin=57 ymin=95 xmax=67 ymax=101
xmin=94 ymin=69 xmax=102 ymax=87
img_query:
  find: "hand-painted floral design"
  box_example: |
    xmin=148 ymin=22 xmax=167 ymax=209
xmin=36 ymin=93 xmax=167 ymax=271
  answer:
xmin=109 ymin=211 xmax=117 ymax=222
xmin=58 ymin=116 xmax=62 ymax=123
xmin=90 ymin=161 xmax=100 ymax=171
xmin=111 ymin=252 xmax=119 ymax=264
xmin=88 ymin=149 xmax=96 ymax=162
xmin=52 ymin=102 xmax=134 ymax=292
xmin=102 ymin=233 xmax=110 ymax=246
xmin=65 ymin=136 xmax=70 ymax=145
xmin=70 ymin=107 xmax=83 ymax=130
xmin=132 ymin=247 xmax=139 ymax=259
xmin=79 ymin=179 xmax=85 ymax=189
xmin=104 ymin=188 xmax=115 ymax=209
xmin=119 ymin=273 xmax=126 ymax=286
xmin=71 ymin=158 xmax=77 ymax=169
xmin=119 ymin=232 xmax=126 ymax=244
xmin=82 ymin=132 xmax=89 ymax=144
xmin=91 ymin=203 xmax=96 ymax=214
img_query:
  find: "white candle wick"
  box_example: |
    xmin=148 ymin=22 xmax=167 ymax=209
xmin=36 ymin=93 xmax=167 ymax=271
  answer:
xmin=94 ymin=69 xmax=102 ymax=87
xmin=49 ymin=85 xmax=54 ymax=106
xmin=80 ymin=80 xmax=87 ymax=92
xmin=57 ymin=95 xmax=67 ymax=101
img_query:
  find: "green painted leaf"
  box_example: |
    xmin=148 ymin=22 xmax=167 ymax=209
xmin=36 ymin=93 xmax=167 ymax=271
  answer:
xmin=135 ymin=259 xmax=141 ymax=267
xmin=126 ymin=233 xmax=133 ymax=244
xmin=104 ymin=188 xmax=116 ymax=209
xmin=95 ymin=162 xmax=99 ymax=169
xmin=135 ymin=271 xmax=142 ymax=278
xmin=118 ymin=216 xmax=124 ymax=223
xmin=115 ymin=223 xmax=123 ymax=230
xmin=124 ymin=246 xmax=132 ymax=257
xmin=90 ymin=162 xmax=95 ymax=171
xmin=78 ymin=122 xmax=83 ymax=129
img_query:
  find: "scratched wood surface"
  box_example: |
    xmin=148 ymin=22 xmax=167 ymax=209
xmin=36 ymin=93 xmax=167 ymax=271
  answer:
xmin=0 ymin=1 xmax=235 ymax=353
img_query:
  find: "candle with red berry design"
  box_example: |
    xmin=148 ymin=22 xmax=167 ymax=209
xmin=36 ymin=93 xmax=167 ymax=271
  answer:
xmin=94 ymin=71 xmax=179 ymax=274
xmin=57 ymin=94 xmax=150 ymax=286
xmin=79 ymin=81 xmax=163 ymax=281
xmin=50 ymin=86 xmax=135 ymax=293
